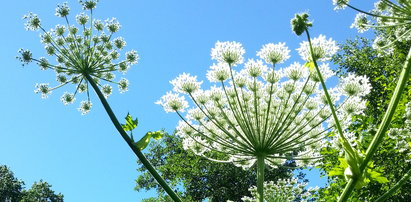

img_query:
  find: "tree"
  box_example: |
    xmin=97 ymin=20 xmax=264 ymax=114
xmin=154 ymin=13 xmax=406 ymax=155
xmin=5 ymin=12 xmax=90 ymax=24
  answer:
xmin=135 ymin=133 xmax=301 ymax=201
xmin=0 ymin=165 xmax=24 ymax=202
xmin=319 ymin=36 xmax=411 ymax=201
xmin=0 ymin=165 xmax=64 ymax=202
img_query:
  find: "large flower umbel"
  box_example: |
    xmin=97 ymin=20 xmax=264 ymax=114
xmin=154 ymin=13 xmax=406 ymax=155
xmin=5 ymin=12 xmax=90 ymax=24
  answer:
xmin=17 ymin=1 xmax=139 ymax=114
xmin=157 ymin=41 xmax=370 ymax=169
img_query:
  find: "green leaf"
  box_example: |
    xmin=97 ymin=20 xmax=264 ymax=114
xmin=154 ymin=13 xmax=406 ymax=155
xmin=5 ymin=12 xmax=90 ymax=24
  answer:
xmin=304 ymin=61 xmax=315 ymax=71
xmin=368 ymin=169 xmax=389 ymax=184
xmin=122 ymin=113 xmax=138 ymax=131
xmin=135 ymin=131 xmax=164 ymax=150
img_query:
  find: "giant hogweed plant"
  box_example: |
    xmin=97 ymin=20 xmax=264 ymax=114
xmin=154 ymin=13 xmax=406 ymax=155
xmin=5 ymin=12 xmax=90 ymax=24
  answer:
xmin=156 ymin=17 xmax=371 ymax=201
xmin=17 ymin=1 xmax=182 ymax=201
xmin=326 ymin=0 xmax=411 ymax=201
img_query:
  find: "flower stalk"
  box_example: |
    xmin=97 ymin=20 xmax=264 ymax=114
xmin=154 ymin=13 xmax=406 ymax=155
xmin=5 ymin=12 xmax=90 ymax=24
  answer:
xmin=85 ymin=74 xmax=182 ymax=202
xmin=338 ymin=44 xmax=411 ymax=202
xmin=256 ymin=155 xmax=265 ymax=202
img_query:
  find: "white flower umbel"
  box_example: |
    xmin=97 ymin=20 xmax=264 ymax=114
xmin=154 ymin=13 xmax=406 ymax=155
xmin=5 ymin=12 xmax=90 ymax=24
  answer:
xmin=211 ymin=41 xmax=245 ymax=66
xmin=257 ymin=42 xmax=291 ymax=65
xmin=297 ymin=34 xmax=339 ymax=62
xmin=351 ymin=13 xmax=369 ymax=33
xmin=18 ymin=1 xmax=139 ymax=114
xmin=157 ymin=40 xmax=370 ymax=169
xmin=334 ymin=0 xmax=411 ymax=52
xmin=333 ymin=0 xmax=350 ymax=10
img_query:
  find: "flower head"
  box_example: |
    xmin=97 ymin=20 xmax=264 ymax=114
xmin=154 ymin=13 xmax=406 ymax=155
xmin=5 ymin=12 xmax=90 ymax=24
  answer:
xmin=23 ymin=12 xmax=41 ymax=31
xmin=257 ymin=42 xmax=290 ymax=65
xmin=79 ymin=0 xmax=98 ymax=10
xmin=333 ymin=0 xmax=349 ymax=10
xmin=170 ymin=73 xmax=203 ymax=94
xmin=55 ymin=2 xmax=70 ymax=17
xmin=211 ymin=41 xmax=245 ymax=66
xmin=158 ymin=40 xmax=370 ymax=169
xmin=291 ymin=13 xmax=312 ymax=36
xmin=297 ymin=34 xmax=339 ymax=62
xmin=19 ymin=1 xmax=138 ymax=114
xmin=155 ymin=92 xmax=188 ymax=113
xmin=351 ymin=13 xmax=369 ymax=33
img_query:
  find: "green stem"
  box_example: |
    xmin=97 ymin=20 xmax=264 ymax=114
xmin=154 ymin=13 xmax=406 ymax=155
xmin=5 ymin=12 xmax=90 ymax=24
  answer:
xmin=85 ymin=74 xmax=182 ymax=202
xmin=304 ymin=29 xmax=356 ymax=157
xmin=257 ymin=155 xmax=265 ymax=202
xmin=338 ymin=45 xmax=411 ymax=202
xmin=375 ymin=167 xmax=411 ymax=202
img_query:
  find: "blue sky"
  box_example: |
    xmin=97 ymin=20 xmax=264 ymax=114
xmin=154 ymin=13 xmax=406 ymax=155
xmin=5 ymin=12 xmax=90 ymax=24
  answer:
xmin=0 ymin=0 xmax=372 ymax=201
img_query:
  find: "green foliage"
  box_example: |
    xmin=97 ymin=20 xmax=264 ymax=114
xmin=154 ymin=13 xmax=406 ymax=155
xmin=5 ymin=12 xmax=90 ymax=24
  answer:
xmin=135 ymin=131 xmax=164 ymax=150
xmin=135 ymin=133 xmax=298 ymax=201
xmin=0 ymin=165 xmax=24 ymax=202
xmin=319 ymin=36 xmax=411 ymax=201
xmin=0 ymin=165 xmax=63 ymax=202
xmin=21 ymin=180 xmax=63 ymax=202
xmin=121 ymin=113 xmax=163 ymax=150
xmin=122 ymin=113 xmax=138 ymax=132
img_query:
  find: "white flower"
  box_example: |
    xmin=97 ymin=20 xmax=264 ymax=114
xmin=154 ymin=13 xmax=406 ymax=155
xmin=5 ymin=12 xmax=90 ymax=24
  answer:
xmin=244 ymin=59 xmax=268 ymax=78
xmin=61 ymin=92 xmax=75 ymax=105
xmin=105 ymin=17 xmax=121 ymax=33
xmin=125 ymin=50 xmax=139 ymax=64
xmin=102 ymin=84 xmax=113 ymax=98
xmin=351 ymin=13 xmax=369 ymax=33
xmin=283 ymin=62 xmax=308 ymax=81
xmin=155 ymin=91 xmax=189 ymax=113
xmin=118 ymin=78 xmax=129 ymax=93
xmin=333 ymin=0 xmax=350 ymax=10
xmin=206 ymin=63 xmax=231 ymax=82
xmin=23 ymin=12 xmax=41 ymax=31
xmin=34 ymin=83 xmax=51 ymax=99
xmin=76 ymin=13 xmax=89 ymax=25
xmin=170 ymin=73 xmax=203 ymax=94
xmin=211 ymin=41 xmax=245 ymax=65
xmin=339 ymin=73 xmax=371 ymax=97
xmin=297 ymin=35 xmax=339 ymax=62
xmin=78 ymin=101 xmax=92 ymax=115
xmin=55 ymin=2 xmax=70 ymax=17
xmin=257 ymin=42 xmax=290 ymax=65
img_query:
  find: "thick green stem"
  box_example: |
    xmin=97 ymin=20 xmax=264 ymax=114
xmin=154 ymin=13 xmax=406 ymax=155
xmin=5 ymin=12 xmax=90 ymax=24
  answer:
xmin=338 ymin=45 xmax=411 ymax=202
xmin=85 ymin=74 xmax=182 ymax=202
xmin=257 ymin=155 xmax=265 ymax=202
xmin=375 ymin=167 xmax=411 ymax=202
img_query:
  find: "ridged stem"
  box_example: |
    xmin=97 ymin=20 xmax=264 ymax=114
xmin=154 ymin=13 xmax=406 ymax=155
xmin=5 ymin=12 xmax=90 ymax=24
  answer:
xmin=338 ymin=45 xmax=411 ymax=202
xmin=257 ymin=155 xmax=265 ymax=202
xmin=85 ymin=74 xmax=182 ymax=202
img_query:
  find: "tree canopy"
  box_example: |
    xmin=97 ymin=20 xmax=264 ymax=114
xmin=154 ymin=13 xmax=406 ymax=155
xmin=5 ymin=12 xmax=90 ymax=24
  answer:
xmin=0 ymin=165 xmax=64 ymax=202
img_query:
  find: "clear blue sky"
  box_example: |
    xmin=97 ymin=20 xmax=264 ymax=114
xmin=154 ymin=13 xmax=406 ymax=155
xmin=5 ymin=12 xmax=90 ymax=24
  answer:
xmin=0 ymin=0 xmax=372 ymax=201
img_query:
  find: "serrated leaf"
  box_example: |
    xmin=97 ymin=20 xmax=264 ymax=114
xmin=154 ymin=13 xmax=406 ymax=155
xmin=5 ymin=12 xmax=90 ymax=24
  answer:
xmin=122 ymin=113 xmax=138 ymax=131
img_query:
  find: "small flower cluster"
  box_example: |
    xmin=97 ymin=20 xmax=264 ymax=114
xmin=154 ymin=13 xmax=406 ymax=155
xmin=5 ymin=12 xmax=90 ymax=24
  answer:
xmin=157 ymin=38 xmax=370 ymax=169
xmin=241 ymin=178 xmax=319 ymax=202
xmin=333 ymin=0 xmax=411 ymax=53
xmin=387 ymin=102 xmax=411 ymax=162
xmin=18 ymin=1 xmax=139 ymax=115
